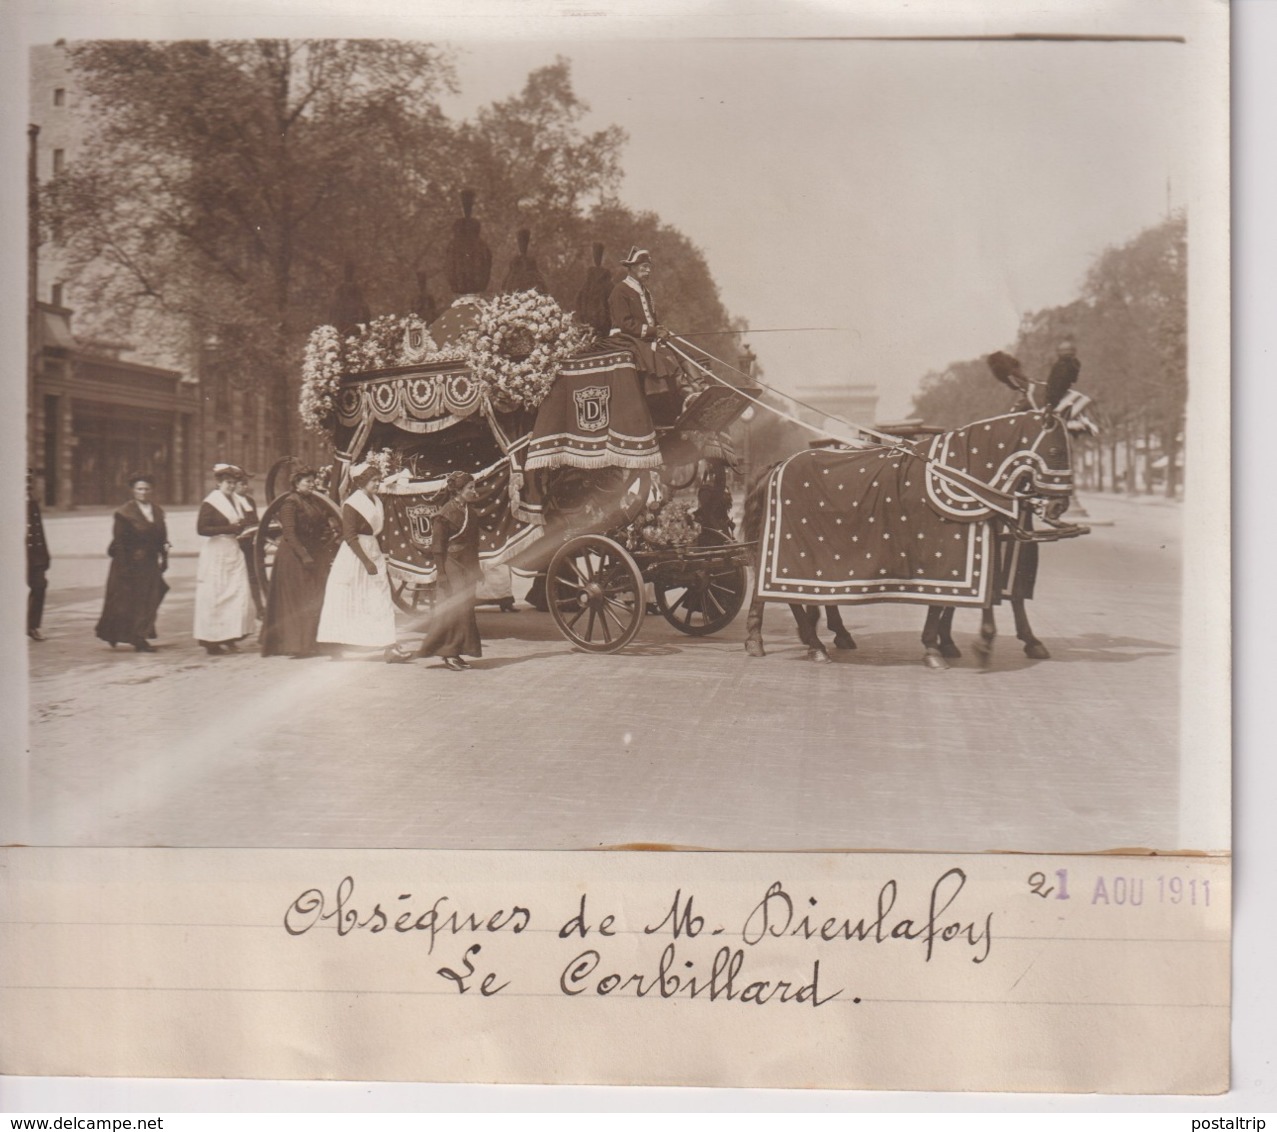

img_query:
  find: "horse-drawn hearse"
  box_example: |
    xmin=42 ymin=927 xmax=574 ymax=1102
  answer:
xmin=252 ymin=197 xmax=1091 ymax=669
xmin=254 ymin=288 xmax=761 ymax=653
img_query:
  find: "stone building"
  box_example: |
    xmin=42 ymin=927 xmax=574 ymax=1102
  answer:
xmin=28 ymin=42 xmax=263 ymax=507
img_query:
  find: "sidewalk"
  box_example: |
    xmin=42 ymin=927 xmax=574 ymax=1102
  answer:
xmin=42 ymin=505 xmax=202 ymax=559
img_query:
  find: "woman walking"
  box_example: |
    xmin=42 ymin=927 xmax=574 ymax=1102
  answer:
xmin=260 ymin=467 xmax=338 ymax=658
xmin=417 ymin=471 xmax=483 ymax=671
xmin=194 ymin=463 xmax=257 ymax=655
xmin=316 ymin=463 xmax=413 ymax=663
xmin=95 ymin=473 xmax=170 ymax=651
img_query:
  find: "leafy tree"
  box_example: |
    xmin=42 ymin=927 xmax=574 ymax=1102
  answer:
xmin=46 ymin=39 xmax=457 ymax=453
xmin=908 ymin=214 xmax=1187 ymax=495
xmin=45 ymin=42 xmax=746 ymax=458
xmin=911 ymin=357 xmax=1012 ymax=430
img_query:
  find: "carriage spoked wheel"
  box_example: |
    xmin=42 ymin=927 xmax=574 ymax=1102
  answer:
xmin=388 ymin=567 xmax=434 ymax=616
xmin=652 ymin=558 xmax=749 ymax=636
xmin=546 ymin=534 xmax=645 ymax=653
xmin=252 ymin=491 xmax=343 ymax=599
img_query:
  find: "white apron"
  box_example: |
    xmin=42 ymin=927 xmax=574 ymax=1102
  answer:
xmin=316 ymin=490 xmax=397 ymax=648
xmin=194 ymin=490 xmax=257 ymax=643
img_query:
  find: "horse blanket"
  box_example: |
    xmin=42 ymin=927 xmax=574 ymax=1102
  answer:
xmin=755 ymin=447 xmax=1004 ymax=607
xmin=524 ymin=351 xmax=662 ymax=471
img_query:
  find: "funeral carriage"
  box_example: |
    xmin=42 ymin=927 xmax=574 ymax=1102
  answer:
xmin=254 ymin=289 xmax=760 ymax=653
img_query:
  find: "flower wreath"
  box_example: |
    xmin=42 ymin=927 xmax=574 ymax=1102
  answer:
xmin=632 ymin=499 xmax=701 ymax=550
xmin=459 ymin=291 xmax=590 ymax=413
xmin=300 ymin=315 xmax=437 ymax=433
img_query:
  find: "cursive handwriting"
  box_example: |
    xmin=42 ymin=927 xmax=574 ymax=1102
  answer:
xmin=284 ymin=875 xmax=531 ymax=954
xmin=560 ymin=942 xmax=843 ymax=1006
xmin=741 ymin=869 xmax=994 ymax=963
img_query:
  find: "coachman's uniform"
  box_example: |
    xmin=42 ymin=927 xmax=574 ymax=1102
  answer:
xmin=1045 ymin=352 xmax=1082 ymax=409
xmin=608 ymin=273 xmax=669 ymax=380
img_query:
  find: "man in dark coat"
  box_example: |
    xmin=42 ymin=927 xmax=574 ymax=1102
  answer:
xmin=26 ymin=470 xmax=50 ymax=641
xmin=608 ymin=246 xmax=666 ymax=373
xmin=1045 ymin=339 xmax=1082 ymax=409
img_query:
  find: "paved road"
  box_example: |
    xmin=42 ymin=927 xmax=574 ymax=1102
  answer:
xmin=18 ymin=493 xmax=1184 ymax=853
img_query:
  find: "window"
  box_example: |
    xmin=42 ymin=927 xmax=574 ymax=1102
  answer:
xmin=53 ymin=88 xmax=65 ymax=107
xmin=51 ymin=283 xmax=63 ymax=307
xmin=52 ymin=149 xmax=64 ymax=175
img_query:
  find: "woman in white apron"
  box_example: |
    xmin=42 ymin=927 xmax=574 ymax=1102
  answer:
xmin=316 ymin=463 xmax=413 ymax=663
xmin=194 ymin=463 xmax=257 ymax=655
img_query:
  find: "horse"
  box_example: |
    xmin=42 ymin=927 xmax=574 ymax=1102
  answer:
xmin=780 ymin=529 xmax=1051 ymax=669
xmin=742 ymin=409 xmax=1078 ymax=668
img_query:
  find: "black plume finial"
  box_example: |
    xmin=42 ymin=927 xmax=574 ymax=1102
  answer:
xmin=502 ymin=227 xmax=546 ymax=294
xmin=574 ymin=239 xmax=614 ymax=336
xmin=446 ymin=189 xmax=491 ymax=295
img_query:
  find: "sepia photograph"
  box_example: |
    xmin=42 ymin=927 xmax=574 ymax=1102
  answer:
xmin=1 ymin=0 xmax=1242 ymax=1106
xmin=12 ymin=4 xmax=1228 ymax=857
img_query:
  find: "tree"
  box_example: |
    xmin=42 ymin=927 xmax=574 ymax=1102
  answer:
xmin=46 ymin=44 xmax=747 ymax=456
xmin=1079 ymin=213 xmax=1186 ymax=496
xmin=46 ymin=39 xmax=456 ymax=454
xmin=907 ymin=214 xmax=1187 ymax=495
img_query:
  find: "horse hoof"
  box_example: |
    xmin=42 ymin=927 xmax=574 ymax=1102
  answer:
xmin=1024 ymin=641 xmax=1051 ymax=660
xmin=745 ymin=640 xmax=766 ymax=658
xmin=923 ymin=650 xmax=949 ymax=671
xmin=808 ymin=648 xmax=831 ymax=664
xmin=939 ymin=643 xmax=962 ymax=659
xmin=832 ymin=634 xmax=857 ymax=651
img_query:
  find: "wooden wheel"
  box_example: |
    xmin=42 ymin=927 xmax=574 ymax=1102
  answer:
xmin=653 ymin=558 xmax=748 ymax=636
xmin=546 ymin=534 xmax=645 ymax=653
xmin=389 ymin=566 xmax=434 ymax=615
xmin=253 ymin=490 xmax=342 ymax=598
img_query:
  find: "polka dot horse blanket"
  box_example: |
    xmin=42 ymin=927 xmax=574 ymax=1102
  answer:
xmin=755 ymin=412 xmax=1071 ymax=607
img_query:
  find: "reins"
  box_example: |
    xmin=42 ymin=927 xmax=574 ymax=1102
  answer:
xmin=665 ymin=334 xmax=1051 ymax=514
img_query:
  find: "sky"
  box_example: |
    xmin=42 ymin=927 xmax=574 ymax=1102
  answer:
xmin=442 ymin=34 xmax=1190 ymax=419
xmin=1 ymin=1 xmax=1205 ymax=424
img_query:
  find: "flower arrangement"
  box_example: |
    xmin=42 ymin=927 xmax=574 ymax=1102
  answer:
xmin=300 ymin=325 xmax=345 ymax=433
xmin=345 ymin=314 xmax=434 ymax=373
xmin=364 ymin=447 xmax=405 ymax=478
xmin=300 ymin=315 xmax=436 ymax=433
xmin=460 ymin=291 xmax=590 ymax=412
xmin=632 ymin=499 xmax=701 ymax=550
xmin=299 ymin=294 xmax=588 ymax=430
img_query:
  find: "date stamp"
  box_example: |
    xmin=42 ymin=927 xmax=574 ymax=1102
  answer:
xmin=1028 ymin=868 xmax=1214 ymax=907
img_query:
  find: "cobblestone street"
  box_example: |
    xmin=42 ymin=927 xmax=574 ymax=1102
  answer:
xmin=18 ymin=493 xmax=1188 ymax=853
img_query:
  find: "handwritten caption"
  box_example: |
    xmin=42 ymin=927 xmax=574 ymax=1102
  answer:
xmin=283 ymin=868 xmax=994 ymax=1006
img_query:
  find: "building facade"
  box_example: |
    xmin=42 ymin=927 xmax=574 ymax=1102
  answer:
xmin=29 ymin=42 xmax=270 ymax=507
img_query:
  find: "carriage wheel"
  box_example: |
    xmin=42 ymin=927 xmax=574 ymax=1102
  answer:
xmin=389 ymin=567 xmax=434 ymax=616
xmin=253 ymin=491 xmax=343 ymax=599
xmin=546 ymin=534 xmax=645 ymax=653
xmin=653 ymin=559 xmax=748 ymax=636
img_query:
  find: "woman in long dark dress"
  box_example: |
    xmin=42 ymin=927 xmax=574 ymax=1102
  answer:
xmin=260 ymin=468 xmax=338 ymax=658
xmin=417 ymin=472 xmax=483 ymax=670
xmin=94 ymin=473 xmax=169 ymax=652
